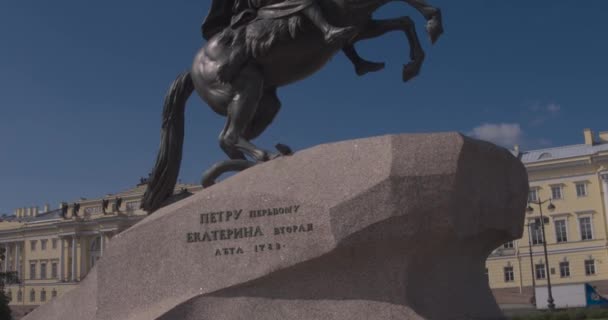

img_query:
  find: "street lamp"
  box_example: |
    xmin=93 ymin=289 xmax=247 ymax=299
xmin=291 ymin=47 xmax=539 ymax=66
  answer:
xmin=527 ymin=197 xmax=556 ymax=311
xmin=525 ymin=222 xmax=536 ymax=306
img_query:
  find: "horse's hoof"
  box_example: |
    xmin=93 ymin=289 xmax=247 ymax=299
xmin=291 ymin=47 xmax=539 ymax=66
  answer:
xmin=355 ymin=61 xmax=386 ymax=76
xmin=426 ymin=14 xmax=444 ymax=44
xmin=402 ymin=62 xmax=422 ymax=82
xmin=275 ymin=143 xmax=293 ymax=156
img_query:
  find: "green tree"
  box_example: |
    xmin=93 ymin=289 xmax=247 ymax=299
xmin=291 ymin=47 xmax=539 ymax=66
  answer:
xmin=0 ymin=246 xmax=12 ymax=320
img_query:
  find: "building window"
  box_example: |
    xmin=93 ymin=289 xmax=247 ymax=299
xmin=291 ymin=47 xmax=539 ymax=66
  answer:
xmin=52 ymin=289 xmax=57 ymax=298
xmin=40 ymin=262 xmax=47 ymax=279
xmin=29 ymin=289 xmax=35 ymax=302
xmin=535 ymin=263 xmax=546 ymax=280
xmin=7 ymin=290 xmax=12 ymax=302
xmin=30 ymin=240 xmax=37 ymax=251
xmin=555 ymin=220 xmax=568 ymax=243
xmin=504 ymin=266 xmax=514 ymax=282
xmin=52 ymin=239 xmax=58 ymax=249
xmin=559 ymin=261 xmax=570 ymax=277
xmin=529 ymin=188 xmax=538 ymax=202
xmin=579 ymin=217 xmax=593 ymax=240
xmin=51 ymin=262 xmax=58 ymax=279
xmin=30 ymin=262 xmax=36 ymax=279
xmin=576 ymin=183 xmax=588 ymax=197
xmin=503 ymin=241 xmax=514 ymax=249
xmin=40 ymin=289 xmax=46 ymax=302
xmin=585 ymin=259 xmax=596 ymax=276
xmin=17 ymin=290 xmax=22 ymax=302
xmin=530 ymin=224 xmax=544 ymax=245
xmin=41 ymin=239 xmax=47 ymax=250
xmin=551 ymin=185 xmax=563 ymax=200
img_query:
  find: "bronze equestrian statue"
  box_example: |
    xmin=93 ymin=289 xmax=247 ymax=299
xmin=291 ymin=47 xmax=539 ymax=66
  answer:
xmin=141 ymin=0 xmax=444 ymax=213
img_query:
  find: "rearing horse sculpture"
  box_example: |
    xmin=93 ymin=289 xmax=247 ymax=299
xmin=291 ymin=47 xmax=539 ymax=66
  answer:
xmin=141 ymin=0 xmax=444 ymax=213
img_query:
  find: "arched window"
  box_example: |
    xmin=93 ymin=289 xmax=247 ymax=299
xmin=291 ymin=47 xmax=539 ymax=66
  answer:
xmin=7 ymin=290 xmax=12 ymax=301
xmin=17 ymin=290 xmax=22 ymax=302
xmin=52 ymin=289 xmax=58 ymax=299
xmin=40 ymin=289 xmax=47 ymax=302
xmin=29 ymin=289 xmax=35 ymax=302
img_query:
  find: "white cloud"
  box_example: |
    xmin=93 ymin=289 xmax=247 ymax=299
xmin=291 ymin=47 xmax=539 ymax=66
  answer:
xmin=528 ymin=102 xmax=562 ymax=126
xmin=469 ymin=123 xmax=523 ymax=147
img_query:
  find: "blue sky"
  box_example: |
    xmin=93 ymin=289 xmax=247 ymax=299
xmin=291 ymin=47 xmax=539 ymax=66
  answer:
xmin=1 ymin=1 xmax=607 ymax=214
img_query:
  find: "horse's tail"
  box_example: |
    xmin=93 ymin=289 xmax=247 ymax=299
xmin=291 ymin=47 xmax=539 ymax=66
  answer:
xmin=141 ymin=71 xmax=195 ymax=214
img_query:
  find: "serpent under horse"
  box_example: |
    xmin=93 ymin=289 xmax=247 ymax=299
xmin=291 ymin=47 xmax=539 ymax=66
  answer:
xmin=141 ymin=0 xmax=444 ymax=213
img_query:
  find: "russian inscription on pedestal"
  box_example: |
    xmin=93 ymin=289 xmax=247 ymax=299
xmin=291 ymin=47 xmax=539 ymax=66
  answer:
xmin=186 ymin=205 xmax=313 ymax=256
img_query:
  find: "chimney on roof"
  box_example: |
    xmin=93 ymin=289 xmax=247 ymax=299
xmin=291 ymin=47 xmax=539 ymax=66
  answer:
xmin=584 ymin=128 xmax=595 ymax=146
xmin=43 ymin=203 xmax=50 ymax=213
xmin=33 ymin=206 xmax=39 ymax=217
xmin=514 ymin=144 xmax=520 ymax=153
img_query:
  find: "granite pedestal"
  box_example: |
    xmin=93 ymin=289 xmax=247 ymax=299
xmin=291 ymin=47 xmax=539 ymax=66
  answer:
xmin=24 ymin=132 xmax=528 ymax=320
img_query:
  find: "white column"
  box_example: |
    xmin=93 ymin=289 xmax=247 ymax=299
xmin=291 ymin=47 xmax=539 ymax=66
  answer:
xmin=15 ymin=242 xmax=20 ymax=281
xmin=60 ymin=238 xmax=65 ymax=281
xmin=7 ymin=244 xmax=11 ymax=272
xmin=601 ymin=173 xmax=608 ymax=239
xmin=80 ymin=237 xmax=86 ymax=277
xmin=71 ymin=236 xmax=77 ymax=281
xmin=3 ymin=243 xmax=8 ymax=272
xmin=100 ymin=233 xmax=104 ymax=256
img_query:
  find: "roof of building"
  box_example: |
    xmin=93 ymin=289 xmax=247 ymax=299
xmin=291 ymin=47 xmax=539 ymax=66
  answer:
xmin=0 ymin=208 xmax=62 ymax=223
xmin=516 ymin=142 xmax=608 ymax=164
xmin=1 ymin=181 xmax=203 ymax=230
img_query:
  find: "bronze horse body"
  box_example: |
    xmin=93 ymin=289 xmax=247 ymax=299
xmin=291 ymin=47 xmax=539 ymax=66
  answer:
xmin=141 ymin=0 xmax=443 ymax=213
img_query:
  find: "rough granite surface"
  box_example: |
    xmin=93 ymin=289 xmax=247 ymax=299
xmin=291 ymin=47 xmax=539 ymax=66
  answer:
xmin=23 ymin=132 xmax=528 ymax=320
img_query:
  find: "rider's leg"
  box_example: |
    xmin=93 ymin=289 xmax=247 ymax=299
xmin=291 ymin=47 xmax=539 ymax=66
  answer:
xmin=301 ymin=2 xmax=357 ymax=45
xmin=342 ymin=45 xmax=385 ymax=76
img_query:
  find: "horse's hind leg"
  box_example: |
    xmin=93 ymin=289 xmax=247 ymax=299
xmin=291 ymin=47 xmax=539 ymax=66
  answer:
xmin=219 ymin=118 xmax=247 ymax=160
xmin=352 ymin=17 xmax=425 ymax=82
xmin=219 ymin=63 xmax=275 ymax=162
xmin=243 ymin=88 xmax=281 ymax=141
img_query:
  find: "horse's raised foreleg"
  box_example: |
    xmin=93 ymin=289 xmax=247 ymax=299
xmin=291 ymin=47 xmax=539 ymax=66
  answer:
xmin=343 ymin=45 xmax=386 ymax=76
xmin=352 ymin=17 xmax=425 ymax=82
xmin=401 ymin=0 xmax=444 ymax=44
xmin=219 ymin=63 xmax=276 ymax=162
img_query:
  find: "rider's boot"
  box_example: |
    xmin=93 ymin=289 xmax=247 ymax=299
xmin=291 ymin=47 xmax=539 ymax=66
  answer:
xmin=302 ymin=4 xmax=357 ymax=45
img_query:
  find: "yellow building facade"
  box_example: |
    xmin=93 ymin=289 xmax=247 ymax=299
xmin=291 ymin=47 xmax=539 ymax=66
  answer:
xmin=0 ymin=179 xmax=201 ymax=316
xmin=487 ymin=129 xmax=608 ymax=305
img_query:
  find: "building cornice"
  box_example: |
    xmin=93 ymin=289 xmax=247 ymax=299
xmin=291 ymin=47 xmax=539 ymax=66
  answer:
xmin=0 ymin=214 xmax=145 ymax=240
xmin=486 ymin=244 xmax=607 ymax=261
xmin=525 ymin=158 xmax=591 ymax=172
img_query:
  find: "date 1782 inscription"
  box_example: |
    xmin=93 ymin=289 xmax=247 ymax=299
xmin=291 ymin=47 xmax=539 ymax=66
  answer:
xmin=185 ymin=205 xmax=313 ymax=257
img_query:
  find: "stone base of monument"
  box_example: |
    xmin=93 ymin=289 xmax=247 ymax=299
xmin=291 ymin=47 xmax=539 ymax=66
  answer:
xmin=24 ymin=133 xmax=528 ymax=320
